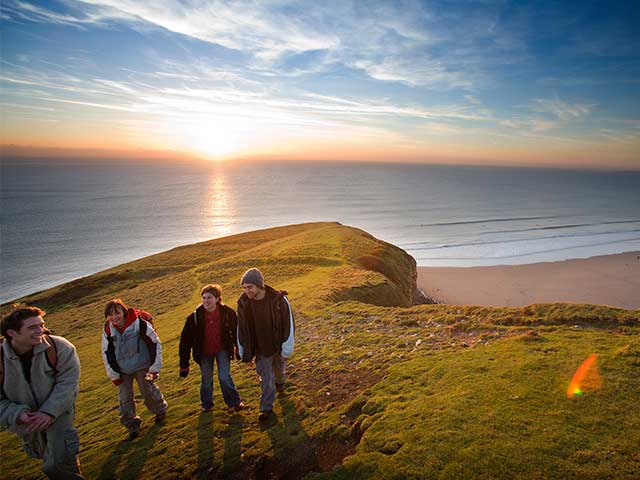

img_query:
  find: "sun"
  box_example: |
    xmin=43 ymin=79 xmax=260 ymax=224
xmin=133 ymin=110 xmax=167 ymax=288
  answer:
xmin=172 ymin=117 xmax=243 ymax=159
xmin=192 ymin=127 xmax=240 ymax=157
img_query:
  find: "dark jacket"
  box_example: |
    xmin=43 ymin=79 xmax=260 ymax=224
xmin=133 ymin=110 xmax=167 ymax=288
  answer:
xmin=237 ymin=285 xmax=293 ymax=362
xmin=179 ymin=303 xmax=239 ymax=368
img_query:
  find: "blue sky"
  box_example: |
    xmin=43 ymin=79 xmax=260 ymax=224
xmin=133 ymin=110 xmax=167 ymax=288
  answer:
xmin=1 ymin=0 xmax=639 ymax=168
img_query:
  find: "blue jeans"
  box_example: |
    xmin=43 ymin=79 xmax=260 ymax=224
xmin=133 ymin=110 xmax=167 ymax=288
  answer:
xmin=199 ymin=351 xmax=241 ymax=409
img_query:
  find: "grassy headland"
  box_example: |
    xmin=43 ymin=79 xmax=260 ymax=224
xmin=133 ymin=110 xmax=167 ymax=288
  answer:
xmin=1 ymin=222 xmax=638 ymax=479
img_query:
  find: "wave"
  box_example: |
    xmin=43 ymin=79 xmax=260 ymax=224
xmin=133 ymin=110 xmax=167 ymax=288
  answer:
xmin=477 ymin=220 xmax=640 ymax=236
xmin=408 ymin=215 xmax=564 ymax=228
xmin=400 ymin=220 xmax=640 ymax=247
xmin=413 ymin=237 xmax=640 ymax=262
xmin=405 ymin=228 xmax=640 ymax=251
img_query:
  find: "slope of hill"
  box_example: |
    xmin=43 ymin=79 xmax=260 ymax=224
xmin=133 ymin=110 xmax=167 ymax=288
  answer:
xmin=1 ymin=222 xmax=639 ymax=479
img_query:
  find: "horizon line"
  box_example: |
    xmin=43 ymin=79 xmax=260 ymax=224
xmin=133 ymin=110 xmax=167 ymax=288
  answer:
xmin=1 ymin=144 xmax=639 ymax=172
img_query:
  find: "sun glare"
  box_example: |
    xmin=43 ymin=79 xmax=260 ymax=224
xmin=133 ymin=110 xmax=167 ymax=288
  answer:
xmin=171 ymin=117 xmax=243 ymax=159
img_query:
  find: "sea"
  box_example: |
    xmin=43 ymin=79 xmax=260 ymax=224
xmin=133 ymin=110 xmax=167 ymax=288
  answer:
xmin=2 ymin=159 xmax=639 ymax=304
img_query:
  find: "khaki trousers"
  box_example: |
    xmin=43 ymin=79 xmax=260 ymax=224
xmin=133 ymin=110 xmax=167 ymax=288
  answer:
xmin=118 ymin=370 xmax=167 ymax=427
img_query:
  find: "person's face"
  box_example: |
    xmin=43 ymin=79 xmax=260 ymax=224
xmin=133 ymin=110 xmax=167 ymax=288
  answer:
xmin=243 ymin=283 xmax=262 ymax=300
xmin=8 ymin=316 xmax=45 ymax=350
xmin=106 ymin=306 xmax=126 ymax=328
xmin=202 ymin=292 xmax=219 ymax=310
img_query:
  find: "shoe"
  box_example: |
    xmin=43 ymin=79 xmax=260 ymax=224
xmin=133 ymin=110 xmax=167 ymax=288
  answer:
xmin=128 ymin=425 xmax=140 ymax=439
xmin=201 ymin=406 xmax=213 ymax=413
xmin=228 ymin=401 xmax=245 ymax=414
xmin=258 ymin=410 xmax=272 ymax=421
xmin=155 ymin=411 xmax=167 ymax=423
xmin=275 ymin=383 xmax=285 ymax=393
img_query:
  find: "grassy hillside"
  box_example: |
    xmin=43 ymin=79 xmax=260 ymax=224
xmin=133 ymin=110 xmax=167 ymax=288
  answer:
xmin=1 ymin=222 xmax=638 ymax=479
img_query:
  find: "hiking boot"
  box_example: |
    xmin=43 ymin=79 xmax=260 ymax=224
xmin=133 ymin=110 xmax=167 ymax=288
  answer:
xmin=228 ymin=401 xmax=245 ymax=414
xmin=258 ymin=410 xmax=272 ymax=422
xmin=128 ymin=424 xmax=140 ymax=439
xmin=155 ymin=411 xmax=167 ymax=423
xmin=275 ymin=383 xmax=285 ymax=393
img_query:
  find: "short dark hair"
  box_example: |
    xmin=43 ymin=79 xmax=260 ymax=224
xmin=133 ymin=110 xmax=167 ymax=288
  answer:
xmin=104 ymin=299 xmax=128 ymax=318
xmin=1 ymin=304 xmax=45 ymax=339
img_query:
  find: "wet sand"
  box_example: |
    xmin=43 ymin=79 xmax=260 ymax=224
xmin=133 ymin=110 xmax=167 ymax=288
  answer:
xmin=417 ymin=251 xmax=640 ymax=309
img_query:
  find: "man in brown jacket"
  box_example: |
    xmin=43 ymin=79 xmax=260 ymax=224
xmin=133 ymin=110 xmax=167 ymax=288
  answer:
xmin=237 ymin=268 xmax=295 ymax=421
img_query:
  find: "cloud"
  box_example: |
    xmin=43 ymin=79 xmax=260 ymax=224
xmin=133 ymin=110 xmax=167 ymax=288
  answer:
xmin=352 ymin=57 xmax=474 ymax=89
xmin=599 ymin=129 xmax=640 ymax=144
xmin=531 ymin=98 xmax=595 ymax=121
xmin=4 ymin=0 xmax=520 ymax=91
xmin=1 ymin=0 xmax=136 ymax=27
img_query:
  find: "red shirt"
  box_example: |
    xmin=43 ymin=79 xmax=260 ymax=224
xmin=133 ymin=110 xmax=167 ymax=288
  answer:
xmin=201 ymin=307 xmax=222 ymax=356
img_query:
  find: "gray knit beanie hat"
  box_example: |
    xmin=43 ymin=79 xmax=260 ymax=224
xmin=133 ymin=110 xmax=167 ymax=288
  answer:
xmin=241 ymin=268 xmax=264 ymax=288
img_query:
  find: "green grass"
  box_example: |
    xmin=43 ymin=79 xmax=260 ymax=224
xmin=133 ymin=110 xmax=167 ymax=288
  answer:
xmin=1 ymin=222 xmax=638 ymax=479
xmin=311 ymin=329 xmax=640 ymax=479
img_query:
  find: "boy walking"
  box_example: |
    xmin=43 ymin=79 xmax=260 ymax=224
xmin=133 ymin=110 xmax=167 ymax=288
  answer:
xmin=101 ymin=299 xmax=167 ymax=438
xmin=237 ymin=268 xmax=295 ymax=421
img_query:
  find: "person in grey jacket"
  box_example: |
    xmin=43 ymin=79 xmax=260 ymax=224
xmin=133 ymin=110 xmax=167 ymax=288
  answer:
xmin=101 ymin=299 xmax=167 ymax=439
xmin=0 ymin=304 xmax=84 ymax=480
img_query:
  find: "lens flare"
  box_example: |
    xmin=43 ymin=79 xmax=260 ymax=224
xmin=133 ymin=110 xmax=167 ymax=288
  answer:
xmin=567 ymin=353 xmax=602 ymax=398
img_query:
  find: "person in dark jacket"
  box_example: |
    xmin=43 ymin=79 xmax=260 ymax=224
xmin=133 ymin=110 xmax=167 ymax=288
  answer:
xmin=179 ymin=284 xmax=244 ymax=413
xmin=237 ymin=268 xmax=294 ymax=421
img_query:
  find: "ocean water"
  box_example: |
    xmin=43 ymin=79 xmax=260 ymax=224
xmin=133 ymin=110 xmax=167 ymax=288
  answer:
xmin=2 ymin=160 xmax=639 ymax=303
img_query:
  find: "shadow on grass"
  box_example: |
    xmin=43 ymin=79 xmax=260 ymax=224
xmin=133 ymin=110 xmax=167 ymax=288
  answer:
xmin=196 ymin=411 xmax=215 ymax=479
xmin=97 ymin=422 xmax=162 ymax=480
xmin=258 ymin=392 xmax=318 ymax=479
xmin=222 ymin=413 xmax=244 ymax=475
xmin=196 ymin=410 xmax=245 ymax=479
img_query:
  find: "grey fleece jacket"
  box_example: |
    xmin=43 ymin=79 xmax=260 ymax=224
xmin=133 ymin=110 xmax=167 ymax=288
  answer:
xmin=0 ymin=335 xmax=80 ymax=435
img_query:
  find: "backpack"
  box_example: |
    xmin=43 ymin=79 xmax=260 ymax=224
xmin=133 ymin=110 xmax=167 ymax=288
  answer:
xmin=103 ymin=310 xmax=154 ymax=338
xmin=0 ymin=334 xmax=58 ymax=391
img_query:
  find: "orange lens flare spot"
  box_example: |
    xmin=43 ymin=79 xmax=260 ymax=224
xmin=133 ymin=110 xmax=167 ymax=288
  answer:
xmin=567 ymin=353 xmax=602 ymax=398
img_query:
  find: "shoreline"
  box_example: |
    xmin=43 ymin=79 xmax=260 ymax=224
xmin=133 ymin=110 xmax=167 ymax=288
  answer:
xmin=417 ymin=251 xmax=640 ymax=309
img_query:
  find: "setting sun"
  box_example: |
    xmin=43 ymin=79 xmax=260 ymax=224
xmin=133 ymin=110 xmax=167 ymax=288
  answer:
xmin=173 ymin=118 xmax=243 ymax=158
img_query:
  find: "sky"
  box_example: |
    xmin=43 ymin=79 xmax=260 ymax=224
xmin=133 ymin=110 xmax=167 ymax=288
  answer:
xmin=1 ymin=0 xmax=639 ymax=168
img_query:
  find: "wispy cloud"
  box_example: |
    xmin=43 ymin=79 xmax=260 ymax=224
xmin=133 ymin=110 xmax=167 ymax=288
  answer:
xmin=3 ymin=0 xmax=517 ymax=91
xmin=530 ymin=98 xmax=595 ymax=121
xmin=1 ymin=0 xmax=135 ymax=27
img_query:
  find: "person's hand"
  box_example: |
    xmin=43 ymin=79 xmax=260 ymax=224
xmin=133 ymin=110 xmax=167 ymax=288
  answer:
xmin=233 ymin=346 xmax=241 ymax=360
xmin=17 ymin=410 xmax=32 ymax=425
xmin=112 ymin=378 xmax=123 ymax=386
xmin=24 ymin=412 xmax=54 ymax=433
xmin=179 ymin=368 xmax=189 ymax=378
xmin=145 ymin=371 xmax=159 ymax=381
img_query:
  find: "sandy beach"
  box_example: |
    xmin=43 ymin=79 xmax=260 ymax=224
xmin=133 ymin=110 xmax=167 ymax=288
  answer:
xmin=417 ymin=251 xmax=640 ymax=310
